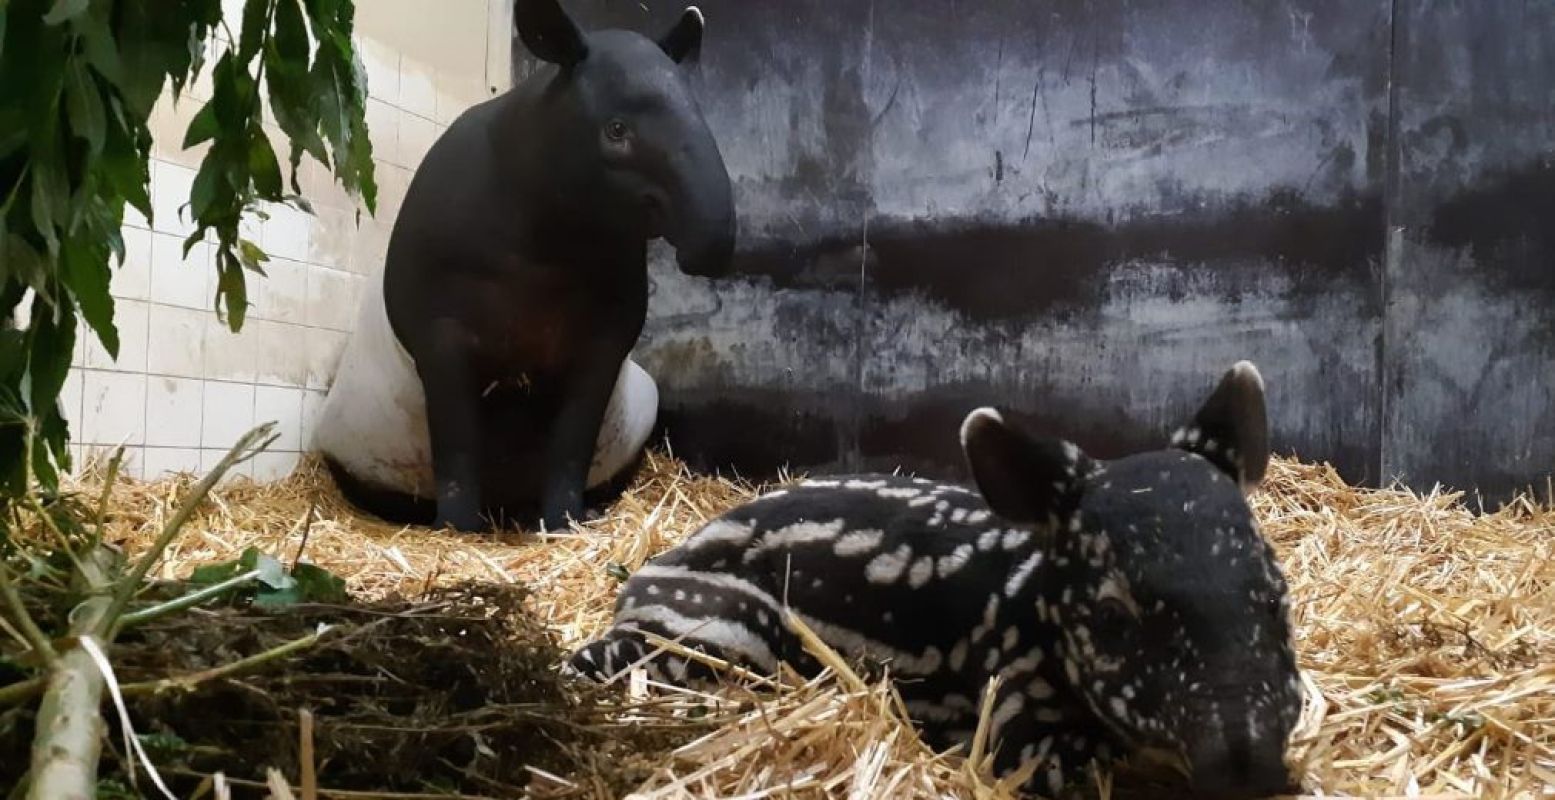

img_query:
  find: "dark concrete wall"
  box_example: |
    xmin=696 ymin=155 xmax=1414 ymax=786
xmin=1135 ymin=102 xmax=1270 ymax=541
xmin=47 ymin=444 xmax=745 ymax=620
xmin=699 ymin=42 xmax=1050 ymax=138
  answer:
xmin=517 ymin=1 xmax=1553 ymax=502
xmin=1384 ymin=2 xmax=1555 ymax=501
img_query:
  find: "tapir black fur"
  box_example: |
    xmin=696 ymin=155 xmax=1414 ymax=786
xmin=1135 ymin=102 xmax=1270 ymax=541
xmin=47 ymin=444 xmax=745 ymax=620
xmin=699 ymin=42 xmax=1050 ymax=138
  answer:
xmin=320 ymin=0 xmax=735 ymax=532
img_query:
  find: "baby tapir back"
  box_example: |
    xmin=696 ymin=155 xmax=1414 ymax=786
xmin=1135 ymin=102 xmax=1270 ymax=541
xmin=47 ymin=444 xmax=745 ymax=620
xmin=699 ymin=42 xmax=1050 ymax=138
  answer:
xmin=570 ymin=362 xmax=1300 ymax=799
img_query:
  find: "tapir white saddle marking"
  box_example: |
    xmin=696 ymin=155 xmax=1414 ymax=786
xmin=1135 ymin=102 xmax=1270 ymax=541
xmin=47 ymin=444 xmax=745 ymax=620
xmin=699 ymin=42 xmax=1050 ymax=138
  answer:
xmin=313 ymin=271 xmax=658 ymax=498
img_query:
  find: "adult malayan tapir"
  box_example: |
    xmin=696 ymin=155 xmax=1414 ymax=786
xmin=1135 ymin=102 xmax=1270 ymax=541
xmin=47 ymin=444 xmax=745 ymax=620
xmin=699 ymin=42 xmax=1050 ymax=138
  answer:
xmin=314 ymin=0 xmax=735 ymax=532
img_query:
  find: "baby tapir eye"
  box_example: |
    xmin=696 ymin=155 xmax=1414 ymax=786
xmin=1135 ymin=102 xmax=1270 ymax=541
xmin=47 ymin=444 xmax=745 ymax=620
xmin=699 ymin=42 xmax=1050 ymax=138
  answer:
xmin=1094 ymin=596 xmax=1136 ymax=628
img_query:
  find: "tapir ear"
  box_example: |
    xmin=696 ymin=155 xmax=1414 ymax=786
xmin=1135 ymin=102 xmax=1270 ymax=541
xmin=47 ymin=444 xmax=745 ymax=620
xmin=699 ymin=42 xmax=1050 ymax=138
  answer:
xmin=961 ymin=407 xmax=1092 ymax=525
xmin=658 ymin=6 xmax=705 ymax=63
xmin=1170 ymin=360 xmax=1270 ymax=490
xmin=515 ymin=0 xmax=589 ymax=67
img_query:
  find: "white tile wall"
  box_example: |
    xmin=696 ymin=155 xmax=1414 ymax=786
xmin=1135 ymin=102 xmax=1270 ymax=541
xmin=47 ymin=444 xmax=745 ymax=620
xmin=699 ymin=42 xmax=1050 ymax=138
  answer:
xmin=145 ymin=305 xmax=207 ymax=378
xmin=398 ymin=112 xmax=440 ymax=168
xmin=255 ymin=385 xmax=304 ymax=450
xmin=398 ymin=64 xmax=438 ymax=120
xmin=150 ymin=162 xmax=198 ymax=238
xmin=60 ymin=369 xmax=84 ymax=430
xmin=114 ymin=227 xmax=154 ymax=300
xmin=150 ymin=233 xmax=212 ymax=309
xmin=201 ymin=447 xmax=254 ymax=482
xmin=253 ymin=451 xmax=303 ymax=482
xmin=204 ymin=316 xmax=259 ymax=383
xmin=365 ymin=98 xmax=401 ymax=166
xmin=251 ymin=257 xmax=309 ymax=324
xmin=145 ymin=377 xmax=205 ymax=448
xmin=83 ymin=299 xmax=150 ymax=372
xmin=81 ymin=371 xmax=147 ymax=446
xmin=70 ymin=0 xmax=504 ymax=485
xmin=142 ymin=446 xmax=202 ymax=478
xmin=201 ymin=380 xmax=256 ymax=448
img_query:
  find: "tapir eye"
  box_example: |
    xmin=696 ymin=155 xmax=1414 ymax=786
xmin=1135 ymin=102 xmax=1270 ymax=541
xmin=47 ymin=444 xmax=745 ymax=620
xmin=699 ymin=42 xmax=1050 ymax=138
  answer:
xmin=1095 ymin=597 xmax=1136 ymax=629
xmin=604 ymin=119 xmax=630 ymax=142
xmin=1093 ymin=576 xmax=1141 ymax=623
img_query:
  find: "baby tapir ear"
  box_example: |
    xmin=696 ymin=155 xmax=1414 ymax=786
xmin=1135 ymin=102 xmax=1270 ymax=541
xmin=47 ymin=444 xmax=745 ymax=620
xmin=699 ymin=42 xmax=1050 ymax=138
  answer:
xmin=961 ymin=407 xmax=1093 ymax=525
xmin=658 ymin=6 xmax=705 ymax=63
xmin=515 ymin=0 xmax=589 ymax=67
xmin=1171 ymin=361 xmax=1270 ymax=489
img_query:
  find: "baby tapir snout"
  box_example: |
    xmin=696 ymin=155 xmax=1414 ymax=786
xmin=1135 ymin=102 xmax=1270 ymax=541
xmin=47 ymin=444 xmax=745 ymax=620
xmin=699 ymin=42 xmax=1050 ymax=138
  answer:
xmin=1181 ymin=663 xmax=1306 ymax=793
xmin=1178 ymin=676 xmax=1301 ymax=798
xmin=1189 ymin=736 xmax=1295 ymax=800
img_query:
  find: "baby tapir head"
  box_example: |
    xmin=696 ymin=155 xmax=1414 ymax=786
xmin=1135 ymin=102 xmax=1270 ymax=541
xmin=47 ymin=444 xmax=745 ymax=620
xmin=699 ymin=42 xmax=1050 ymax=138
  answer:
xmin=961 ymin=362 xmax=1300 ymax=799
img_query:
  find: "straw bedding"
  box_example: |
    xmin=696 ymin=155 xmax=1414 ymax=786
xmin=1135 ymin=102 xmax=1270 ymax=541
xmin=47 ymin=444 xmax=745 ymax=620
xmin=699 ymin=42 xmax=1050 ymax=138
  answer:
xmin=28 ymin=450 xmax=1555 ymax=798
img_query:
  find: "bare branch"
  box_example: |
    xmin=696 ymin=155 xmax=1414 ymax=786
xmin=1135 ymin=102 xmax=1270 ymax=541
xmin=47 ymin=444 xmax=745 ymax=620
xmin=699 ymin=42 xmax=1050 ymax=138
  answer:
xmin=101 ymin=423 xmax=278 ymax=635
xmin=0 ymin=561 xmax=56 ymax=667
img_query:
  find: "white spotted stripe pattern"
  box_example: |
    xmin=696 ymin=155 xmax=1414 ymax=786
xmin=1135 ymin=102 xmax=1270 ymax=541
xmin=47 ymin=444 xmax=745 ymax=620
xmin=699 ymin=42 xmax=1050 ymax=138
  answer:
xmin=742 ymin=519 xmax=846 ymax=563
xmin=610 ymin=605 xmax=779 ymax=671
xmin=866 ymin=544 xmax=914 ymax=584
xmin=936 ymin=544 xmax=974 ymax=579
xmin=685 ymin=518 xmax=756 ymax=550
xmin=1004 ymin=551 xmax=1043 ymax=598
xmin=833 ymin=529 xmax=885 ymax=557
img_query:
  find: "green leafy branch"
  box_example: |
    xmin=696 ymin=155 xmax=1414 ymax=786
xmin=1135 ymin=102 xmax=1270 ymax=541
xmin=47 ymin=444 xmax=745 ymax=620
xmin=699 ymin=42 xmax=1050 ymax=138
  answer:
xmin=0 ymin=0 xmax=377 ymax=502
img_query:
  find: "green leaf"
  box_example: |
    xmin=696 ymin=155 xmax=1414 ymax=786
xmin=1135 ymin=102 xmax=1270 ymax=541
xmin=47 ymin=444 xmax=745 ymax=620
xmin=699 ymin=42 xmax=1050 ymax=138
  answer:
xmin=0 ymin=123 xmax=24 ymax=162
xmin=237 ymin=238 xmax=269 ymax=274
xmin=61 ymin=239 xmax=118 ymax=360
xmin=238 ymin=0 xmax=272 ymax=64
xmin=188 ymin=148 xmax=226 ymax=222
xmin=33 ymin=405 xmax=68 ymax=492
xmin=64 ymin=61 xmax=107 ymax=156
xmin=105 ymin=223 xmax=125 ymax=266
xmin=345 ymin=106 xmax=377 ymax=212
xmin=264 ymin=0 xmax=329 ymax=168
xmin=182 ymin=100 xmax=221 ymax=148
xmin=310 ymin=50 xmax=350 ymax=156
xmin=248 ymin=133 xmax=282 ymax=197
xmin=26 ymin=294 xmax=75 ymax=419
xmin=115 ymin=1 xmax=197 ymax=117
xmin=189 ymin=557 xmax=244 ymax=585
xmin=215 ymin=250 xmax=248 ymax=331
xmin=302 ymin=0 xmax=344 ymax=27
xmin=136 ymin=732 xmax=190 ymax=762
xmin=100 ymin=115 xmax=152 ymax=223
xmin=5 ymin=234 xmax=51 ymax=303
xmin=76 ymin=7 xmax=123 ymax=84
xmin=206 ymin=52 xmax=244 ymax=129
xmin=30 ymin=163 xmax=60 ymax=257
xmin=252 ymin=562 xmax=345 ymax=607
xmin=291 ymin=562 xmax=347 ymax=602
xmin=42 ymin=0 xmax=89 ymax=26
xmin=272 ymin=0 xmax=309 ymax=64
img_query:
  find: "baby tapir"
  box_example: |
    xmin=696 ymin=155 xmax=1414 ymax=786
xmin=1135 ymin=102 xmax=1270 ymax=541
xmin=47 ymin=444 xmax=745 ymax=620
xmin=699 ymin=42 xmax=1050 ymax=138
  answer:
xmin=568 ymin=362 xmax=1302 ymax=799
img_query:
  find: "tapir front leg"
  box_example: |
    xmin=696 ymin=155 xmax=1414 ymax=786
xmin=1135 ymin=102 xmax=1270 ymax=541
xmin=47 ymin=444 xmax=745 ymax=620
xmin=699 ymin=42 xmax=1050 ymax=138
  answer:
xmin=418 ymin=318 xmax=486 ymax=532
xmin=539 ymin=338 xmax=632 ymax=531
